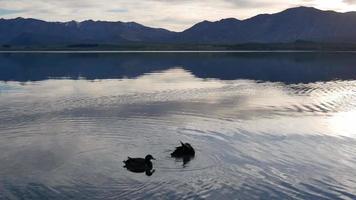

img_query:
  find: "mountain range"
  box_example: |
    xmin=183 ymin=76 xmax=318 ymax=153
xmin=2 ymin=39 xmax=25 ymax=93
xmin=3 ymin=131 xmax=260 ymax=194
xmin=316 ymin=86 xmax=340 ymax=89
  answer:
xmin=1 ymin=6 xmax=356 ymax=46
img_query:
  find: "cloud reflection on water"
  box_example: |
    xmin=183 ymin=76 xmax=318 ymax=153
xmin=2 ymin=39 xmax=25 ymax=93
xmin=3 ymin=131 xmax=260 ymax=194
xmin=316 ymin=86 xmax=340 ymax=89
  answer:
xmin=0 ymin=62 xmax=356 ymax=199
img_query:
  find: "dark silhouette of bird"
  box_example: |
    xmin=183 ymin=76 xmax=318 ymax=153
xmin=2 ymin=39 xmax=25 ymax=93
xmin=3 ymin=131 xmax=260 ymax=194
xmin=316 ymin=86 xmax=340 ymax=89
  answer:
xmin=123 ymin=155 xmax=156 ymax=176
xmin=171 ymin=141 xmax=195 ymax=165
xmin=171 ymin=141 xmax=195 ymax=157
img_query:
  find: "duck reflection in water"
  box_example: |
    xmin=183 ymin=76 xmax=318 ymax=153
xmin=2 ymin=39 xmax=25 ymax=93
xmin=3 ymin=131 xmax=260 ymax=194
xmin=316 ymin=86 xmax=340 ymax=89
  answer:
xmin=171 ymin=141 xmax=195 ymax=166
xmin=123 ymin=155 xmax=156 ymax=176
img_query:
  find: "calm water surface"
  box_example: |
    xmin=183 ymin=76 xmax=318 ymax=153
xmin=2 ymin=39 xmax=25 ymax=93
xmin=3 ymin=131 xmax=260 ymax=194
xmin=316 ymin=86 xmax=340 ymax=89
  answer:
xmin=0 ymin=53 xmax=356 ymax=199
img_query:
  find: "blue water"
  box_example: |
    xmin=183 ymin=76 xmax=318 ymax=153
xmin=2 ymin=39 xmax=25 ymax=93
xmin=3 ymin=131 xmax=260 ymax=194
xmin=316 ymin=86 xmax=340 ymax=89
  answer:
xmin=0 ymin=52 xmax=356 ymax=200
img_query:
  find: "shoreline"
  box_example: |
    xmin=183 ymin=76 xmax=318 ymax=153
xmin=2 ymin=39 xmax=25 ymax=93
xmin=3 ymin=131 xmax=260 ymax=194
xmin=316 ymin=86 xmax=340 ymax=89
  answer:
xmin=1 ymin=50 xmax=356 ymax=53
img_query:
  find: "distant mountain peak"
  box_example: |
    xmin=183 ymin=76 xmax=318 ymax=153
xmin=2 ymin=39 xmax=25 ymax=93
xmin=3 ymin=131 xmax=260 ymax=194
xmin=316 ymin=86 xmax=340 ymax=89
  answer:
xmin=181 ymin=6 xmax=356 ymax=44
xmin=199 ymin=20 xmax=213 ymax=24
xmin=278 ymin=6 xmax=323 ymax=15
xmin=288 ymin=6 xmax=320 ymax=10
xmin=218 ymin=18 xmax=240 ymax=23
xmin=282 ymin=6 xmax=346 ymax=14
xmin=219 ymin=18 xmax=239 ymax=22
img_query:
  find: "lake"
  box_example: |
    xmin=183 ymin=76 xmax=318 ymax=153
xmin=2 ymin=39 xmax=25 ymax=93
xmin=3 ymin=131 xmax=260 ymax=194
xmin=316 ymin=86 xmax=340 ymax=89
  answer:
xmin=0 ymin=52 xmax=356 ymax=200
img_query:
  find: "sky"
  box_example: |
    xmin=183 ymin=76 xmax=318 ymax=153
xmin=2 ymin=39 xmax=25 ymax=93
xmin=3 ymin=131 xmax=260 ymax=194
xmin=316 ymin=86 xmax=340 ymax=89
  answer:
xmin=0 ymin=0 xmax=356 ymax=31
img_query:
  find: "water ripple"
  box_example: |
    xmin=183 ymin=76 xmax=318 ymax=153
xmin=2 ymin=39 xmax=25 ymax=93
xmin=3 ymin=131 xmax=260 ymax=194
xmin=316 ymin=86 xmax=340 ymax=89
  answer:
xmin=1 ymin=75 xmax=356 ymax=199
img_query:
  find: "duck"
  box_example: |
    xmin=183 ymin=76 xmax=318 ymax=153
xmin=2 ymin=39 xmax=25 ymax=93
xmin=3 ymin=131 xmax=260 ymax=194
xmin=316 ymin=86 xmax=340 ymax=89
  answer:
xmin=123 ymin=155 xmax=156 ymax=176
xmin=171 ymin=141 xmax=195 ymax=158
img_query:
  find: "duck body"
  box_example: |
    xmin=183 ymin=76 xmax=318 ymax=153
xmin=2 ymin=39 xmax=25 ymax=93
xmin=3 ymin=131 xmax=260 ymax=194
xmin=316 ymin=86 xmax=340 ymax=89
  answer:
xmin=123 ymin=155 xmax=155 ymax=175
xmin=171 ymin=142 xmax=195 ymax=158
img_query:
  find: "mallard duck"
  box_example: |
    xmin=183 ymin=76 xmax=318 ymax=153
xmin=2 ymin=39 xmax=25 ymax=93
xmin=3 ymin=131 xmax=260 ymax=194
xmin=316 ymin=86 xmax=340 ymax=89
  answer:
xmin=171 ymin=141 xmax=195 ymax=158
xmin=123 ymin=155 xmax=156 ymax=176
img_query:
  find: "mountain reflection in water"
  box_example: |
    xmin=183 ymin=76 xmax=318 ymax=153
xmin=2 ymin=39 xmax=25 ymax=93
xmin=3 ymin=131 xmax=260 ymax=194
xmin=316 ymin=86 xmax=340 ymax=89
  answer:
xmin=1 ymin=52 xmax=356 ymax=83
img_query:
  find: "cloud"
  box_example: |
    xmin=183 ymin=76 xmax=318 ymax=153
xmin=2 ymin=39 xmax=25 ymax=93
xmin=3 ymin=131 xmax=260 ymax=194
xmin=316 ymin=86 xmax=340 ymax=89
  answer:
xmin=107 ymin=8 xmax=128 ymax=13
xmin=149 ymin=0 xmax=278 ymax=8
xmin=344 ymin=0 xmax=356 ymax=4
xmin=0 ymin=0 xmax=354 ymax=31
xmin=0 ymin=8 xmax=24 ymax=16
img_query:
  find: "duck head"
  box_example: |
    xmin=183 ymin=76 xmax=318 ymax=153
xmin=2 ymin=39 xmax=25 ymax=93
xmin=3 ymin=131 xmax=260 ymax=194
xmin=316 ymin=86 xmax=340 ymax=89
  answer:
xmin=145 ymin=154 xmax=156 ymax=161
